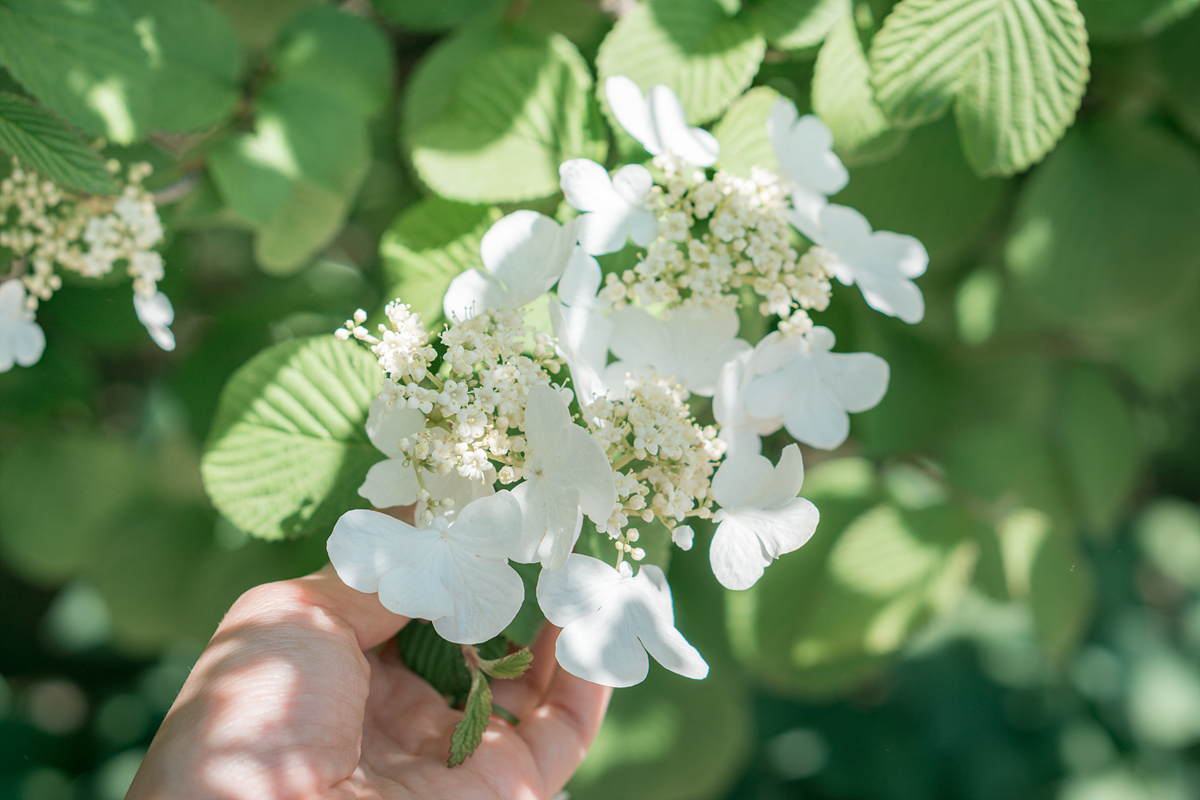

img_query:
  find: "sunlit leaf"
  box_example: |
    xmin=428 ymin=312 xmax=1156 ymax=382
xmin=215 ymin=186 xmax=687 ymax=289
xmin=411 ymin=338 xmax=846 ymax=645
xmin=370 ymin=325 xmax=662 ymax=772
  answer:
xmin=0 ymin=93 xmax=117 ymax=194
xmin=751 ymin=0 xmax=849 ymax=50
xmin=713 ymin=86 xmax=780 ymax=178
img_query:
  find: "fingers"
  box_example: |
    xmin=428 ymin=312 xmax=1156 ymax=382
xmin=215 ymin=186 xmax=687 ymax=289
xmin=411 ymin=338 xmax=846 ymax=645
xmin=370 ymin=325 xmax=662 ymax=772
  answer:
xmin=291 ymin=565 xmax=409 ymax=651
xmin=489 ymin=623 xmax=560 ymax=719
xmin=515 ymin=630 xmax=612 ymax=795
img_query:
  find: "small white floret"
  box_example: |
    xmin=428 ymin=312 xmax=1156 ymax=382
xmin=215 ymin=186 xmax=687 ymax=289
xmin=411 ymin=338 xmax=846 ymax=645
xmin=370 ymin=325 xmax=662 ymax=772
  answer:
xmin=133 ymin=290 xmax=176 ymax=351
xmin=559 ymin=159 xmax=658 ymax=255
xmin=605 ymin=76 xmax=719 ymax=167
xmin=768 ymin=99 xmax=848 ymax=236
xmin=0 ymin=279 xmax=45 ymax=372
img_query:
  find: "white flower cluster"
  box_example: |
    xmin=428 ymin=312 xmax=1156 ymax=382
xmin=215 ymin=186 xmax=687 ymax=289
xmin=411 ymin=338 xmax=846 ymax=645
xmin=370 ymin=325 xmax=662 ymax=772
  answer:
xmin=328 ymin=77 xmax=931 ymax=692
xmin=0 ymin=158 xmax=174 ymax=372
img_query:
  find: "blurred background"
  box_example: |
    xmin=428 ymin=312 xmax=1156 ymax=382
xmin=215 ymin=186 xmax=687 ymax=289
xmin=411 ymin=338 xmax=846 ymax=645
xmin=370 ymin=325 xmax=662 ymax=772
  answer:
xmin=3 ymin=0 xmax=1200 ymax=798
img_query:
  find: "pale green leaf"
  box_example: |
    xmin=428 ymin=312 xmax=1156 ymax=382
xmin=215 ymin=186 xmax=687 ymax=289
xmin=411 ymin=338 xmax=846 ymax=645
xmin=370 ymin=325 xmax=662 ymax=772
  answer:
xmin=869 ymin=0 xmax=1090 ymax=175
xmin=0 ymin=93 xmax=117 ymax=194
xmin=1076 ymin=0 xmax=1200 ymax=39
xmin=372 ymin=0 xmax=504 ymax=31
xmin=200 ymin=336 xmax=383 ymax=540
xmin=478 ymin=647 xmax=533 ymax=679
xmin=119 ymin=0 xmax=243 ymax=133
xmin=380 ymin=197 xmax=500 ymax=323
xmin=1004 ymin=122 xmax=1200 ymax=331
xmin=595 ymin=0 xmax=766 ymax=125
xmin=448 ymin=668 xmax=492 ymax=766
xmin=253 ymin=181 xmax=353 ymax=276
xmin=1060 ymin=366 xmax=1140 ymax=531
xmin=713 ymin=86 xmax=780 ymax=177
xmin=751 ymin=0 xmax=850 ymax=50
xmin=273 ymin=6 xmax=394 ymax=116
xmin=408 ymin=32 xmax=606 ymax=203
xmin=812 ymin=15 xmax=908 ymax=165
xmin=0 ymin=0 xmax=152 ymax=143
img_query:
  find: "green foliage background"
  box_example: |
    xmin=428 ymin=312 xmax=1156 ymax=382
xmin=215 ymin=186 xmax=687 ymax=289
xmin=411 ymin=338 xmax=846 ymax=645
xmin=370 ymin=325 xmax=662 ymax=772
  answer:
xmin=1 ymin=0 xmax=1199 ymax=798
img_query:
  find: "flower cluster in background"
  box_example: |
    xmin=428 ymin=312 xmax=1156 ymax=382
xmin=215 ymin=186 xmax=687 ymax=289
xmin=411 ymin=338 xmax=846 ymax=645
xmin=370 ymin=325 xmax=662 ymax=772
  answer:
xmin=0 ymin=158 xmax=174 ymax=372
xmin=328 ymin=76 xmax=929 ymax=691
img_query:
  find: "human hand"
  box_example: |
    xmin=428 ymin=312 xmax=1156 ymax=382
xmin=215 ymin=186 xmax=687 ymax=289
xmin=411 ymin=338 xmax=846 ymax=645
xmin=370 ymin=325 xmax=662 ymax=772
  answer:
xmin=125 ymin=564 xmax=611 ymax=799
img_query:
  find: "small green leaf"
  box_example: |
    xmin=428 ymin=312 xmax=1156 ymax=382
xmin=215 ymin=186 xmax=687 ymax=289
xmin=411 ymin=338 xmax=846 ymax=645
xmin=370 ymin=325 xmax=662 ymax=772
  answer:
xmin=408 ymin=31 xmax=606 ymax=203
xmin=372 ymin=0 xmax=505 ymax=32
xmin=869 ymin=0 xmax=1090 ymax=175
xmin=713 ymin=86 xmax=781 ymax=178
xmin=812 ymin=15 xmax=908 ymax=165
xmin=750 ymin=0 xmax=850 ymax=50
xmin=1060 ymin=366 xmax=1140 ymax=531
xmin=478 ymin=648 xmax=533 ymax=679
xmin=273 ymin=6 xmax=394 ymax=116
xmin=0 ymin=93 xmax=117 ymax=194
xmin=397 ymin=620 xmax=508 ymax=704
xmin=380 ymin=197 xmax=500 ymax=324
xmin=1075 ymin=0 xmax=1200 ymax=40
xmin=200 ymin=336 xmax=383 ymax=540
xmin=1004 ymin=123 xmax=1200 ymax=331
xmin=448 ymin=667 xmax=492 ymax=766
xmin=596 ymin=0 xmax=766 ymax=126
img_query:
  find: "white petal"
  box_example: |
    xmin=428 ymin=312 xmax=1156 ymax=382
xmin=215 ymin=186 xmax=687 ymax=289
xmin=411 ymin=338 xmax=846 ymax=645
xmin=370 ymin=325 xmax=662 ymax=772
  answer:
xmin=510 ymin=480 xmax=548 ymax=563
xmin=632 ymin=576 xmax=709 ymax=679
xmin=327 ymin=509 xmax=420 ymax=594
xmin=366 ymin=397 xmax=424 ymax=457
xmin=711 ymin=498 xmax=819 ymax=590
xmin=782 ymin=376 xmax=852 ymax=450
xmin=557 ymin=248 xmax=604 ymax=310
xmin=710 ymin=515 xmax=771 ymax=591
xmin=443 ymin=268 xmax=509 ymax=321
xmin=13 ymin=320 xmax=46 ymax=367
xmin=605 ymin=75 xmax=661 ymax=154
xmin=550 ymin=300 xmax=612 ymax=405
xmin=358 ymin=457 xmax=422 ymax=508
xmin=509 ymin=479 xmax=583 ymax=570
xmin=672 ymin=525 xmax=694 ymax=551
xmin=711 ymin=452 xmax=778 ymax=510
xmin=0 ymin=279 xmax=25 ymax=313
xmin=525 ymin=384 xmax=616 ymax=524
xmin=442 ymin=490 xmax=524 ymax=560
xmin=648 ymin=84 xmax=719 ymax=167
xmin=611 ymin=164 xmax=653 ymax=205
xmin=608 ymin=307 xmax=675 ymax=376
xmin=134 ymin=291 xmax=176 ymax=351
xmin=377 ymin=542 xmax=455 ymax=620
xmin=744 ymin=362 xmax=799 ymax=421
xmin=536 ymin=552 xmax=623 ymax=626
xmin=480 ymin=211 xmax=578 ymax=305
xmin=719 ymin=424 xmax=764 ymax=457
xmin=416 ymin=469 xmax=495 ymax=525
xmin=554 ymin=598 xmax=650 ymax=687
xmin=818 ymin=351 xmax=889 ymax=413
xmin=666 ymin=307 xmax=744 ymax=396
xmin=626 ymin=208 xmax=660 ymax=247
xmin=578 ymin=209 xmax=634 ymax=256
xmin=434 ymin=550 xmax=525 ymax=644
xmin=559 ymin=159 xmax=625 ymax=213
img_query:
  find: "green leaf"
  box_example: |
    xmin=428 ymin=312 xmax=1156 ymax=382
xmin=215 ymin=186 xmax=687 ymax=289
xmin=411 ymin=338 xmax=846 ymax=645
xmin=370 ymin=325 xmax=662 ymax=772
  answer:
xmin=812 ymin=15 xmax=908 ymax=165
xmin=118 ymin=0 xmax=243 ymax=133
xmin=713 ymin=86 xmax=780 ymax=177
xmin=211 ymin=0 xmax=320 ymax=52
xmin=1004 ymin=122 xmax=1200 ymax=331
xmin=869 ymin=0 xmax=1090 ymax=175
xmin=0 ymin=93 xmax=117 ymax=194
xmin=200 ymin=336 xmax=383 ymax=540
xmin=1155 ymin=9 xmax=1200 ymax=143
xmin=380 ymin=197 xmax=500 ymax=323
xmin=273 ymin=6 xmax=394 ymax=116
xmin=397 ymin=620 xmax=508 ymax=704
xmin=568 ymin=661 xmax=751 ymax=800
xmin=0 ymin=0 xmax=152 ymax=143
xmin=750 ymin=0 xmax=850 ymax=50
xmin=408 ymin=31 xmax=606 ymax=203
xmin=478 ymin=648 xmax=533 ymax=679
xmin=595 ymin=0 xmax=766 ymax=125
xmin=372 ymin=0 xmax=505 ymax=31
xmin=253 ymin=181 xmax=354 ymax=276
xmin=1076 ymin=0 xmax=1200 ymax=39
xmin=501 ymin=560 xmax=547 ymax=647
xmin=1059 ymin=366 xmax=1140 ymax=531
xmin=448 ymin=667 xmax=492 ymax=766
xmin=1027 ymin=516 xmax=1093 ymax=662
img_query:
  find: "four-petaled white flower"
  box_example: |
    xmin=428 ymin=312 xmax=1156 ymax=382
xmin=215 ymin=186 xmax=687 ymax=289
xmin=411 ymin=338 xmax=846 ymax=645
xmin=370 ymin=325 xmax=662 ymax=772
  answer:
xmin=768 ymin=99 xmax=848 ymax=237
xmin=443 ymin=211 xmax=579 ymax=321
xmin=358 ymin=398 xmax=426 ymax=509
xmin=710 ymin=444 xmax=819 ymax=590
xmin=605 ymin=76 xmax=719 ymax=167
xmin=537 ymin=554 xmax=709 ymax=687
xmin=0 ymin=279 xmax=45 ymax=372
xmin=794 ymin=204 xmax=928 ymax=324
xmin=133 ymin=290 xmax=176 ymax=351
xmin=512 ymin=384 xmax=617 ymax=570
xmin=328 ymin=491 xmax=525 ymax=644
xmin=744 ymin=327 xmax=888 ymax=450
xmin=607 ymin=305 xmax=749 ymax=397
xmin=549 ymin=250 xmax=615 ymax=405
xmin=713 ymin=348 xmax=782 ymax=456
xmin=560 ymin=159 xmax=658 ymax=256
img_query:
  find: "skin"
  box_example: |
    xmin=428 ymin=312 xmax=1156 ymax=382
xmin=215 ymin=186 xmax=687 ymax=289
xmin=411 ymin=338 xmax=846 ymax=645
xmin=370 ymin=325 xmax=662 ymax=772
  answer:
xmin=126 ymin=539 xmax=611 ymax=799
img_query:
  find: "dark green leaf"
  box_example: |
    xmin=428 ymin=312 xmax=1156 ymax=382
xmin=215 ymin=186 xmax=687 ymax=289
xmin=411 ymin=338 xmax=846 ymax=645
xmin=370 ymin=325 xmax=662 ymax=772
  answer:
xmin=502 ymin=560 xmax=546 ymax=647
xmin=200 ymin=336 xmax=383 ymax=540
xmin=478 ymin=648 xmax=533 ymax=679
xmin=0 ymin=93 xmax=116 ymax=194
xmin=1076 ymin=0 xmax=1199 ymax=39
xmin=448 ymin=667 xmax=492 ymax=766
xmin=596 ymin=0 xmax=766 ymax=125
xmin=1155 ymin=9 xmax=1200 ymax=143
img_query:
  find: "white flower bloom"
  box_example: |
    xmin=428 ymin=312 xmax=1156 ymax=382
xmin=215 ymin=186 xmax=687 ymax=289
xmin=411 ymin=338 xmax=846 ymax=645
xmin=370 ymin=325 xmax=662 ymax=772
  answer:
xmin=132 ymin=290 xmax=176 ymax=351
xmin=327 ymin=491 xmax=525 ymax=645
xmin=745 ymin=327 xmax=889 ymax=450
xmin=605 ymin=76 xmax=719 ymax=167
xmin=560 ymin=159 xmax=658 ymax=256
xmin=537 ymin=554 xmax=709 ymax=687
xmin=358 ymin=398 xmax=426 ymax=509
xmin=712 ymin=348 xmax=782 ymax=456
xmin=511 ymin=384 xmax=617 ymax=571
xmin=415 ymin=469 xmax=496 ymax=526
xmin=443 ymin=211 xmax=580 ymax=321
xmin=549 ymin=249 xmax=616 ymax=405
xmin=768 ymin=99 xmax=848 ymax=237
xmin=0 ymin=279 xmax=45 ymax=372
xmin=607 ymin=305 xmax=749 ymax=397
xmin=710 ymin=444 xmax=819 ymax=590
xmin=793 ymin=204 xmax=927 ymax=324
